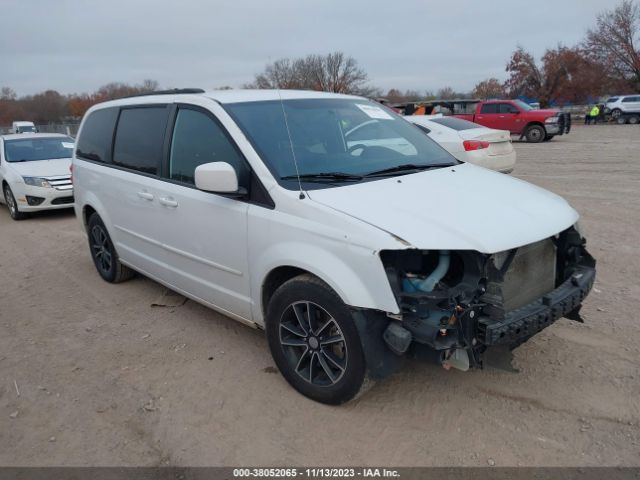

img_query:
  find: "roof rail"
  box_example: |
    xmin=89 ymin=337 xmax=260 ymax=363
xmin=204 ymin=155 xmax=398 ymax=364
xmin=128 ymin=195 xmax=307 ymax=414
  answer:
xmin=124 ymin=88 xmax=205 ymax=98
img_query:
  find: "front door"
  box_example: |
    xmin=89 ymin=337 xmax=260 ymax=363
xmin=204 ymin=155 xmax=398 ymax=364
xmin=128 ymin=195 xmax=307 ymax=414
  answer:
xmin=494 ymin=103 xmax=520 ymax=132
xmin=154 ymin=105 xmax=252 ymax=320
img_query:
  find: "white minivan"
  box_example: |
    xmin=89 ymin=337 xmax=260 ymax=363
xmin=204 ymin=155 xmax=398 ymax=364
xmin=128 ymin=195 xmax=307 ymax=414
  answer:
xmin=73 ymin=89 xmax=596 ymax=404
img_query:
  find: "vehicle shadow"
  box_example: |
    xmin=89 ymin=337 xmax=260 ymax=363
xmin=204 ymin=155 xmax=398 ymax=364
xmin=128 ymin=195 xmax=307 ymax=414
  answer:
xmin=0 ymin=206 xmax=76 ymax=222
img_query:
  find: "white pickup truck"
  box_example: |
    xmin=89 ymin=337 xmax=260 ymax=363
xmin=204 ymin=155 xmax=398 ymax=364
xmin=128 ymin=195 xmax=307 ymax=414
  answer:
xmin=12 ymin=121 xmax=37 ymax=134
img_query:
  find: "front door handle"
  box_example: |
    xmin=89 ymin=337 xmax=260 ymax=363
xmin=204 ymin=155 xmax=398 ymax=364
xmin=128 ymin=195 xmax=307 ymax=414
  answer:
xmin=137 ymin=191 xmax=154 ymax=201
xmin=159 ymin=197 xmax=178 ymax=208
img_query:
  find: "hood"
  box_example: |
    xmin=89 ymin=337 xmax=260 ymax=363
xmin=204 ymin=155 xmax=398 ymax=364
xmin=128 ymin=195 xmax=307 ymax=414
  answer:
xmin=306 ymin=163 xmax=578 ymax=253
xmin=7 ymin=158 xmax=71 ymax=177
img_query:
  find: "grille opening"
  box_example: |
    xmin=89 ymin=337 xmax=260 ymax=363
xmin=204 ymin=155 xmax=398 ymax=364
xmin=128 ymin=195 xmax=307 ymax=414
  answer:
xmin=51 ymin=196 xmax=74 ymax=205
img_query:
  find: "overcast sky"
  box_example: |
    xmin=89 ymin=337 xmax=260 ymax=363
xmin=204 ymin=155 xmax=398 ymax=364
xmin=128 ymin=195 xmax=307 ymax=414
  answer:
xmin=1 ymin=0 xmax=609 ymax=96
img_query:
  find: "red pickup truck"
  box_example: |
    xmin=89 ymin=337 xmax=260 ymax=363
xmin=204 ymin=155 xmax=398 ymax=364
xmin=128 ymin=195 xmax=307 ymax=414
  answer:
xmin=400 ymin=99 xmax=571 ymax=143
xmin=453 ymin=99 xmax=571 ymax=143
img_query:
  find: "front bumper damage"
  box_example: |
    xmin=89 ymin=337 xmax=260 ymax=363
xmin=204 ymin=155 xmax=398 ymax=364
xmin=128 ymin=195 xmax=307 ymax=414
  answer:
xmin=478 ymin=265 xmax=594 ymax=346
xmin=376 ymin=225 xmax=595 ymax=372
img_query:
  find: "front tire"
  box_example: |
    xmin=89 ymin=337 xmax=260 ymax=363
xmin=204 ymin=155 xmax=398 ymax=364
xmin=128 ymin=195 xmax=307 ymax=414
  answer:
xmin=611 ymin=108 xmax=622 ymax=119
xmin=266 ymin=274 xmax=367 ymax=404
xmin=3 ymin=185 xmax=27 ymax=220
xmin=87 ymin=213 xmax=135 ymax=283
xmin=525 ymin=125 xmax=545 ymax=143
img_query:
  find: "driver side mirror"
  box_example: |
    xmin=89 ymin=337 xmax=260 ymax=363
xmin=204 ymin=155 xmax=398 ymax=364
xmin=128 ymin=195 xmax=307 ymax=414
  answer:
xmin=194 ymin=162 xmax=239 ymax=193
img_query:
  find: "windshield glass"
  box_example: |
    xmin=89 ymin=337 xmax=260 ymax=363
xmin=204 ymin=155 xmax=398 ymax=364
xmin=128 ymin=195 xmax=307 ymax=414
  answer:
xmin=4 ymin=136 xmax=75 ymax=162
xmin=224 ymin=98 xmax=457 ymax=187
xmin=17 ymin=126 xmax=37 ymax=133
xmin=513 ymin=100 xmax=534 ymax=111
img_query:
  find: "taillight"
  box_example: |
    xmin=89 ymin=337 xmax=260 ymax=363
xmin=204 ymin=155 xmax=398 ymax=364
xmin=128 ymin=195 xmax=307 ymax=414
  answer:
xmin=69 ymin=164 xmax=73 ymax=184
xmin=463 ymin=140 xmax=490 ymax=151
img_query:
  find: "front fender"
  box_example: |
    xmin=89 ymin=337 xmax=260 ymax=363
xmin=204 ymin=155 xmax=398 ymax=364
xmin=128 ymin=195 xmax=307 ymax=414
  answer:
xmin=250 ymin=240 xmax=399 ymax=326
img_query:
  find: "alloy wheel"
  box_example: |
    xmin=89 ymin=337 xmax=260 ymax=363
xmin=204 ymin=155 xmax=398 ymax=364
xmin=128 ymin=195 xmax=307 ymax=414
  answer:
xmin=90 ymin=225 xmax=113 ymax=274
xmin=279 ymin=301 xmax=348 ymax=386
xmin=4 ymin=187 xmax=16 ymax=216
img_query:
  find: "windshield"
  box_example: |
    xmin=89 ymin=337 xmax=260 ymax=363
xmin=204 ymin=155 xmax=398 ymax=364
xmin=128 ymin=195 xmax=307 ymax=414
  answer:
xmin=17 ymin=126 xmax=37 ymax=133
xmin=224 ymin=98 xmax=457 ymax=188
xmin=4 ymin=136 xmax=75 ymax=162
xmin=513 ymin=100 xmax=534 ymax=111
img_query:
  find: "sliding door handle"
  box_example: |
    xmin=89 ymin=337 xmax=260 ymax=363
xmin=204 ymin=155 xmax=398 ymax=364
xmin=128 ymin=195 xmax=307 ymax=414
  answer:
xmin=159 ymin=197 xmax=178 ymax=208
xmin=137 ymin=191 xmax=154 ymax=201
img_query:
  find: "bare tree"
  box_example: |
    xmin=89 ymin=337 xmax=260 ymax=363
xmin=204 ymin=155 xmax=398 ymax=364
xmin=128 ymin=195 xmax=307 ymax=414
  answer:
xmin=583 ymin=0 xmax=640 ymax=91
xmin=436 ymin=87 xmax=457 ymax=99
xmin=505 ymin=45 xmax=616 ymax=105
xmin=472 ymin=78 xmax=505 ymax=99
xmin=1 ymin=87 xmax=17 ymax=101
xmin=248 ymin=52 xmax=370 ymax=94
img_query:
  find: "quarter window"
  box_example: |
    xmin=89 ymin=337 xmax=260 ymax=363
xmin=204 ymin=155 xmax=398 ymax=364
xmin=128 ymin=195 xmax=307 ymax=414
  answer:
xmin=168 ymin=108 xmax=248 ymax=187
xmin=113 ymin=107 xmax=167 ymax=175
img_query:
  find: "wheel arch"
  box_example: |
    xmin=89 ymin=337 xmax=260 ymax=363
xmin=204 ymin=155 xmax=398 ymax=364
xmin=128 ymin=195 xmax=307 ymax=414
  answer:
xmin=254 ymin=244 xmax=399 ymax=326
xmin=525 ymin=121 xmax=545 ymax=131
xmin=82 ymin=204 xmax=97 ymax=231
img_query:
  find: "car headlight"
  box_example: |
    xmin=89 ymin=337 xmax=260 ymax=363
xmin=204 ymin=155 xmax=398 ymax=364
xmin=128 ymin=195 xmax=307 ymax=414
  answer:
xmin=23 ymin=177 xmax=52 ymax=188
xmin=545 ymin=116 xmax=559 ymax=124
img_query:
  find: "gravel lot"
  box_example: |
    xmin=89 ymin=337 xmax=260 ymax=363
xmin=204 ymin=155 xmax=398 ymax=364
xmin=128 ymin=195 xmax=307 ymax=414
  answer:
xmin=1 ymin=124 xmax=639 ymax=467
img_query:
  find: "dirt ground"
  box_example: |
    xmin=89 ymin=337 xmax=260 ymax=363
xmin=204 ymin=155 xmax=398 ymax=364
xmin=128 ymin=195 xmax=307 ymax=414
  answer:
xmin=0 ymin=124 xmax=639 ymax=467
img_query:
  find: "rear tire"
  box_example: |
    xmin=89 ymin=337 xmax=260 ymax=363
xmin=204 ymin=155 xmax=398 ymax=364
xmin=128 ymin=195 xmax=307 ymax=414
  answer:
xmin=266 ymin=274 xmax=367 ymax=404
xmin=87 ymin=213 xmax=135 ymax=283
xmin=616 ymin=116 xmax=628 ymax=125
xmin=3 ymin=185 xmax=27 ymax=220
xmin=525 ymin=125 xmax=545 ymax=143
xmin=628 ymin=115 xmax=639 ymax=125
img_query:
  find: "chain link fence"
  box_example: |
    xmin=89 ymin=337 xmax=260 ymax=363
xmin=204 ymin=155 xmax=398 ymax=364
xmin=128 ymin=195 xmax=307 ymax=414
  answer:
xmin=0 ymin=123 xmax=80 ymax=137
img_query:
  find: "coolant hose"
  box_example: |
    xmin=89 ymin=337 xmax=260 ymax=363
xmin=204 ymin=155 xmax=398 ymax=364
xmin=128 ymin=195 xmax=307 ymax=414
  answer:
xmin=414 ymin=250 xmax=451 ymax=292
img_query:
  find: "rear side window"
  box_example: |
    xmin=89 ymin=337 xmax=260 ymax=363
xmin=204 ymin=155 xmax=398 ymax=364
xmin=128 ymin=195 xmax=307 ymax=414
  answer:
xmin=622 ymin=96 xmax=639 ymax=102
xmin=498 ymin=103 xmax=519 ymax=114
xmin=76 ymin=108 xmax=118 ymax=162
xmin=480 ymin=104 xmax=498 ymax=114
xmin=429 ymin=117 xmax=482 ymax=131
xmin=168 ymin=108 xmax=249 ymax=187
xmin=113 ymin=107 xmax=168 ymax=175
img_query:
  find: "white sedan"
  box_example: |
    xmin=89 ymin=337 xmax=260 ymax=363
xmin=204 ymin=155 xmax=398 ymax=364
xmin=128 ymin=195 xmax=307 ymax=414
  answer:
xmin=405 ymin=115 xmax=516 ymax=173
xmin=0 ymin=133 xmax=75 ymax=220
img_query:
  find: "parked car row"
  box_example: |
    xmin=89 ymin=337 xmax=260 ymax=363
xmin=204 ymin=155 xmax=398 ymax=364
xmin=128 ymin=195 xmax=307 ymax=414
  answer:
xmin=2 ymin=89 xmax=596 ymax=405
xmin=395 ymin=98 xmax=571 ymax=143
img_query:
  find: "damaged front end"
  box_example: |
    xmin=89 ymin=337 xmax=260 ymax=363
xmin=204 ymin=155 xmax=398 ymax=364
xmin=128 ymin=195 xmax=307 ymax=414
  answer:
xmin=379 ymin=225 xmax=596 ymax=371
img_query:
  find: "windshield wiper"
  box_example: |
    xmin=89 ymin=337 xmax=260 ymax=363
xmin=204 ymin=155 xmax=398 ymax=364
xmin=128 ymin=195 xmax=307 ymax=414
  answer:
xmin=364 ymin=163 xmax=451 ymax=177
xmin=280 ymin=172 xmax=363 ymax=182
